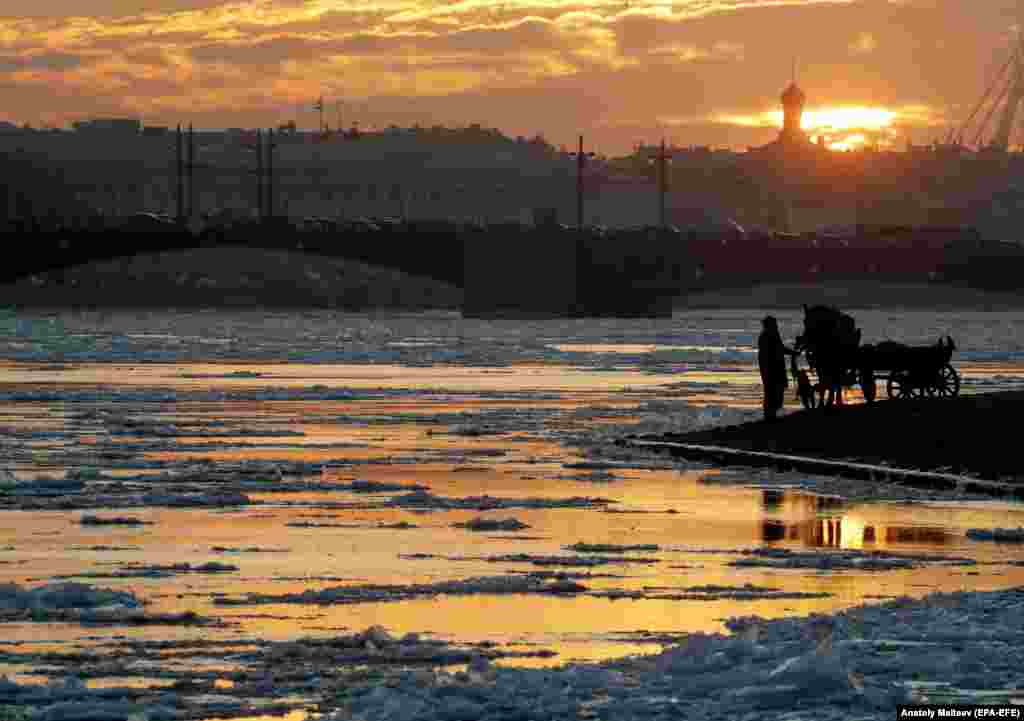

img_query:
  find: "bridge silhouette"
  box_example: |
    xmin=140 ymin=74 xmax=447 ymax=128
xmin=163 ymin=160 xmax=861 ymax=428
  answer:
xmin=1 ymin=220 xmax=462 ymax=285
xmin=1 ymin=219 xmax=694 ymax=317
xmin=4 ymin=218 xmax=1015 ymax=314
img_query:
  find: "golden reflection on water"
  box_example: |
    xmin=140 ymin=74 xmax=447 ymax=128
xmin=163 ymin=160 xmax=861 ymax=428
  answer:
xmin=3 ymin=466 xmax=1024 ymax=666
xmin=1 ymin=358 xmax=1024 ymax=668
xmin=757 ymin=491 xmax=955 ymax=549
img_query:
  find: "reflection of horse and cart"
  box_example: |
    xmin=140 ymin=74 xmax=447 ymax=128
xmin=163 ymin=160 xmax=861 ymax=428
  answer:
xmin=792 ymin=305 xmax=960 ymax=408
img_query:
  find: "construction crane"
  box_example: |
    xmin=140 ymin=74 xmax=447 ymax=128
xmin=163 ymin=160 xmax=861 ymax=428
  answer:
xmin=954 ymin=26 xmax=1024 ymax=151
xmin=993 ymin=37 xmax=1024 ymax=150
xmin=955 ymin=31 xmax=1024 ymax=151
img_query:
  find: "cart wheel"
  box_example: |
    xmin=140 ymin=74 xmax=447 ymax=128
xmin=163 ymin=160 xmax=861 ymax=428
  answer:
xmin=936 ymin=364 xmax=960 ymax=398
xmin=886 ymin=371 xmax=913 ymax=400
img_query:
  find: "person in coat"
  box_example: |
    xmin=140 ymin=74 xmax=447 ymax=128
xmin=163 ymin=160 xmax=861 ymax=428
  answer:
xmin=758 ymin=315 xmax=799 ymax=421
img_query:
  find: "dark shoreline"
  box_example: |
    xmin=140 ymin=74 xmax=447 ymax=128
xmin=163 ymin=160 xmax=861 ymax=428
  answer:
xmin=628 ymin=391 xmax=1024 ymax=488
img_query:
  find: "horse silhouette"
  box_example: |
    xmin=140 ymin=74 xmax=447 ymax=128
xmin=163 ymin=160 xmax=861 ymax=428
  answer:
xmin=797 ymin=304 xmax=865 ymax=407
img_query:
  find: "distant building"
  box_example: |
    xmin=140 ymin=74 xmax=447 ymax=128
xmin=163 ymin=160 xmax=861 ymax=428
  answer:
xmin=736 ymin=79 xmax=859 ymax=231
xmin=780 ymin=80 xmax=809 ymax=144
xmin=72 ymin=118 xmax=142 ymax=134
xmin=746 ymin=79 xmax=820 ymax=160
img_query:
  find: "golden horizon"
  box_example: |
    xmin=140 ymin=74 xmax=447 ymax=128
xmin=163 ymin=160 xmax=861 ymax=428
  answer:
xmin=0 ymin=0 xmax=1006 ymax=153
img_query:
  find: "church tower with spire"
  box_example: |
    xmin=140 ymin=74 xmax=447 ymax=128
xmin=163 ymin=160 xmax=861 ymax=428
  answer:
xmin=781 ymin=80 xmax=806 ymax=139
xmin=778 ymin=58 xmax=808 ymax=143
xmin=747 ymin=62 xmax=820 ymax=157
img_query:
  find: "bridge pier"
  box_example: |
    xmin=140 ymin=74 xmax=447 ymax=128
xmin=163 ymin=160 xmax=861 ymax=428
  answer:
xmin=463 ymin=229 xmax=683 ymax=319
xmin=462 ymin=230 xmax=579 ymax=318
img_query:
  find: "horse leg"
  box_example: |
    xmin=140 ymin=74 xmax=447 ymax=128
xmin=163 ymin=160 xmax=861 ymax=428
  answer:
xmin=822 ymin=381 xmax=834 ymax=407
xmin=821 ymin=367 xmax=837 ymax=407
xmin=859 ymin=367 xmax=876 ymax=404
xmin=826 ymin=383 xmax=837 ymax=407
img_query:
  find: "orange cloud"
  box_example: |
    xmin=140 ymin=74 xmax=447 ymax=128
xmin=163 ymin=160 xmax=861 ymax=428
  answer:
xmin=0 ymin=0 xmax=1017 ymax=154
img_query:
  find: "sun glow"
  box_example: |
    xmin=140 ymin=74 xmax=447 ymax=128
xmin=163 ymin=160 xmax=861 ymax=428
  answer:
xmin=806 ymin=108 xmax=894 ymax=151
xmin=798 ymin=106 xmax=896 ymax=131
xmin=825 ymin=133 xmax=867 ymax=151
xmin=719 ymin=105 xmax=902 ymax=151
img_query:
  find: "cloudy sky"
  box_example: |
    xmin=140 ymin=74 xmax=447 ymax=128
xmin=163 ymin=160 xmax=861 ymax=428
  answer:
xmin=1 ymin=0 xmax=1021 ymax=153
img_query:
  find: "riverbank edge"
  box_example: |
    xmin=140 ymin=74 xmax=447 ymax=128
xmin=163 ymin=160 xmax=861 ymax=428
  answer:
xmin=625 ymin=391 xmax=1024 ymax=491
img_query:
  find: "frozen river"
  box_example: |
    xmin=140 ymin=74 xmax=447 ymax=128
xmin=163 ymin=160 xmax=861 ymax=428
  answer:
xmin=2 ymin=306 xmax=1024 ymax=692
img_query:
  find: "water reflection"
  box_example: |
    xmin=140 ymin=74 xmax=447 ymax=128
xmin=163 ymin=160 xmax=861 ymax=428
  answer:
xmin=761 ymin=489 xmax=784 ymax=511
xmin=760 ymin=490 xmax=845 ymax=514
xmin=759 ymin=490 xmax=953 ymax=549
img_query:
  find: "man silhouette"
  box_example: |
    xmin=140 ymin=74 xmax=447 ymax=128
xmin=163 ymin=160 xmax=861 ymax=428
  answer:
xmin=758 ymin=315 xmax=799 ymax=421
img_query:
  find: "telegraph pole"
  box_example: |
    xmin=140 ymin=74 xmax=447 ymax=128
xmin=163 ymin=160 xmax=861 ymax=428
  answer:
xmin=175 ymin=124 xmax=184 ymax=223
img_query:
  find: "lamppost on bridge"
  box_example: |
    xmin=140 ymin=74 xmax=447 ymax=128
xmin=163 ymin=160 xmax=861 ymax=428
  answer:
xmin=266 ymin=128 xmax=276 ymax=221
xmin=254 ymin=129 xmax=263 ymax=221
xmin=244 ymin=129 xmax=272 ymax=222
xmin=309 ymin=159 xmax=329 ymax=213
xmin=313 ymin=96 xmax=322 ymax=134
xmin=175 ymin=124 xmax=185 ymax=224
xmin=182 ymin=124 xmax=220 ymax=228
xmin=569 ymin=135 xmax=595 ymax=230
xmin=187 ymin=124 xmax=196 ymax=221
xmin=647 ymin=138 xmax=673 ymax=228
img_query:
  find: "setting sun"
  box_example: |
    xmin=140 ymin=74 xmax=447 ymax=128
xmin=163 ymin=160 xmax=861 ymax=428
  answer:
xmin=722 ymin=105 xmax=898 ymax=132
xmin=718 ymin=105 xmax=902 ymax=150
xmin=825 ymin=132 xmax=868 ymax=151
xmin=803 ymin=109 xmax=894 ymax=151
xmin=796 ymin=107 xmax=896 ymax=131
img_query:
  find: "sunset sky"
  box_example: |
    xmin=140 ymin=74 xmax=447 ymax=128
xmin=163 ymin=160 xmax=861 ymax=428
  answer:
xmin=1 ymin=0 xmax=1022 ymax=154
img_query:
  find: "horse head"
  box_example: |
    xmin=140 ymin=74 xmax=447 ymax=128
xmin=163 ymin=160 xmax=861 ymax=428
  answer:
xmin=802 ymin=306 xmax=859 ymax=352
